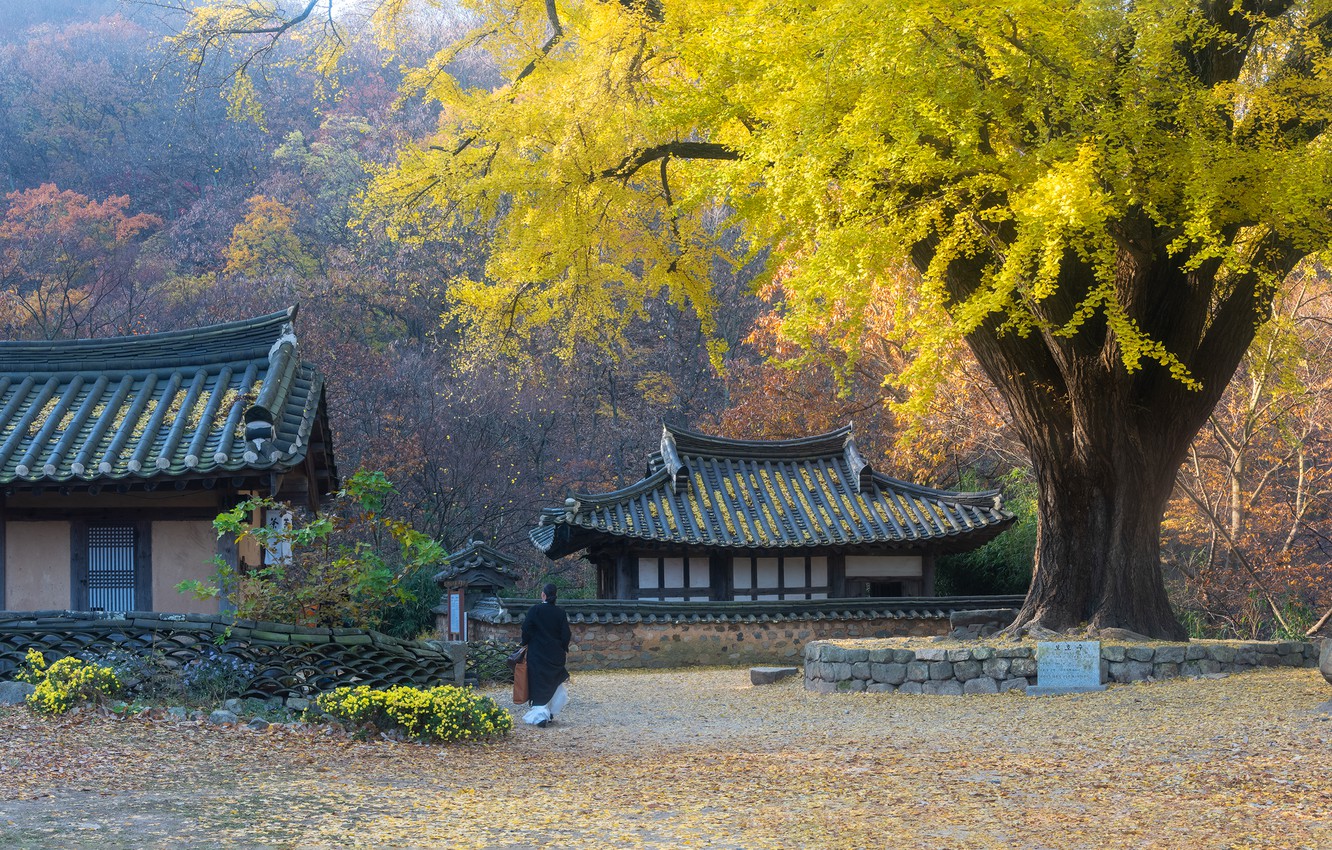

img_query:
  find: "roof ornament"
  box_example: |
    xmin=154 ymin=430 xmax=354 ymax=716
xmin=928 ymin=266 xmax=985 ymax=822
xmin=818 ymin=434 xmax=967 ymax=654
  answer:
xmin=842 ymin=427 xmax=874 ymax=494
xmin=564 ymin=496 xmax=579 ymax=521
xmin=660 ymin=425 xmax=690 ymax=493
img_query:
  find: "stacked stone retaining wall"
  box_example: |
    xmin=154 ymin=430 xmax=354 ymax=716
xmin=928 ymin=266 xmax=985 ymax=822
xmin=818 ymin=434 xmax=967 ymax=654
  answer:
xmin=804 ymin=638 xmax=1323 ymax=694
xmin=0 ymin=611 xmax=464 ymax=699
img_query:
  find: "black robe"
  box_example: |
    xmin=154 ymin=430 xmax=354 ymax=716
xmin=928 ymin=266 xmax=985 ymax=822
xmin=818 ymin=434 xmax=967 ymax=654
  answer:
xmin=521 ymin=600 xmax=571 ymax=706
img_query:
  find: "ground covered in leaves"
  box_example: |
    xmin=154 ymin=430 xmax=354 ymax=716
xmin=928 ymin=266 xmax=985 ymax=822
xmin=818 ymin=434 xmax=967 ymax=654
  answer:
xmin=1 ymin=667 xmax=1329 ymax=849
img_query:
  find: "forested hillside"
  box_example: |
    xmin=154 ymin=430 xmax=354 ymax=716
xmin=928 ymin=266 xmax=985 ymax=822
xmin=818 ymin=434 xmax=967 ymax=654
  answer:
xmin=1 ymin=1 xmax=1326 ymax=638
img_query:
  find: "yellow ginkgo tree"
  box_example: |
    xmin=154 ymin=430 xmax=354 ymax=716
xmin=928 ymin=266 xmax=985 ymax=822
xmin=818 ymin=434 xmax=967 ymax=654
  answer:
xmin=175 ymin=0 xmax=1332 ymax=638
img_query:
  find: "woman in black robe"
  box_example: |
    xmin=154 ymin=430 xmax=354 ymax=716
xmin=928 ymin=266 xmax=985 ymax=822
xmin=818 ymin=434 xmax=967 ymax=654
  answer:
xmin=520 ymin=583 xmax=571 ymax=727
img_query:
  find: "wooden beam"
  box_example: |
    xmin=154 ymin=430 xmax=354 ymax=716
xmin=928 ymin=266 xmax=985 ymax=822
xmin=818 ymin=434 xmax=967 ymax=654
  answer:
xmin=0 ymin=492 xmax=7 ymax=610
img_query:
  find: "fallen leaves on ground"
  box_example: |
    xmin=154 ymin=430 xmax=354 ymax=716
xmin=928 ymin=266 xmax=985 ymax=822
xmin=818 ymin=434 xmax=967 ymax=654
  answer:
xmin=1 ymin=668 xmax=1329 ymax=849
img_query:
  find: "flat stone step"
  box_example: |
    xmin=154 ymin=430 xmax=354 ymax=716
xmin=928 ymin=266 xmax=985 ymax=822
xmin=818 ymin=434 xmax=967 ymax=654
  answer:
xmin=750 ymin=666 xmax=799 ymax=686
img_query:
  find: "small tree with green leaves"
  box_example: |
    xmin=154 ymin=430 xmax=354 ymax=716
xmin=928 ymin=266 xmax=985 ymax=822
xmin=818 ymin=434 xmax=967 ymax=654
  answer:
xmin=178 ymin=470 xmax=447 ymax=629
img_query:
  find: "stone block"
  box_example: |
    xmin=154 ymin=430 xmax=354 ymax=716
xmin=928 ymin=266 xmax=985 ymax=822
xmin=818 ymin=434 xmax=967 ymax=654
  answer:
xmin=208 ymin=709 xmax=238 ymax=725
xmin=982 ymin=658 xmax=1011 ymax=679
xmin=936 ymin=680 xmax=964 ymax=695
xmin=1235 ymin=646 xmax=1259 ymax=666
xmin=971 ymin=646 xmax=996 ymax=661
xmin=893 ymin=649 xmax=916 ymax=664
xmin=1115 ymin=660 xmax=1154 ymax=682
xmin=837 ymin=679 xmax=866 ymax=692
xmin=898 ymin=681 xmax=924 ymax=695
xmin=1321 ymin=640 xmax=1332 ymax=685
xmin=963 ymin=677 xmax=999 ymax=695
xmin=1009 ymin=658 xmax=1037 ymax=677
xmin=928 ymin=661 xmax=955 ymax=680
xmin=866 ymin=683 xmax=896 ymax=693
xmin=915 ymin=648 xmax=948 ymax=662
xmin=1181 ymin=661 xmax=1202 ymax=677
xmin=1000 ymin=678 xmax=1029 ymax=693
xmin=1185 ymin=645 xmax=1207 ymax=661
xmin=1125 ymin=646 xmax=1155 ymax=662
xmin=851 ymin=661 xmax=872 ymax=680
xmin=867 ymin=648 xmax=894 ymax=663
xmin=871 ymin=662 xmax=908 ymax=685
xmin=806 ymin=679 xmax=838 ymax=694
xmin=0 ymin=681 xmax=35 ymax=705
xmin=949 ymin=608 xmax=1017 ymax=630
xmin=906 ymin=661 xmax=930 ymax=682
xmin=997 ymin=647 xmax=1033 ymax=659
xmin=953 ymin=660 xmax=982 ymax=681
xmin=946 ymin=649 xmax=973 ymax=662
xmin=1101 ymin=645 xmax=1126 ymax=662
xmin=830 ymin=662 xmax=853 ymax=681
xmin=1153 ymin=662 xmax=1180 ymax=679
xmin=1258 ymin=654 xmax=1282 ymax=667
xmin=1154 ymin=645 xmax=1186 ymax=664
xmin=750 ymin=666 xmax=799 ymax=686
xmin=1207 ymin=644 xmax=1236 ymax=664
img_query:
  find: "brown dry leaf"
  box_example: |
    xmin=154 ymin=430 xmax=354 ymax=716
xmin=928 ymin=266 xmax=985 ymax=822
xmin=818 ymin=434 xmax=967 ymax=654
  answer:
xmin=0 ymin=667 xmax=1328 ymax=849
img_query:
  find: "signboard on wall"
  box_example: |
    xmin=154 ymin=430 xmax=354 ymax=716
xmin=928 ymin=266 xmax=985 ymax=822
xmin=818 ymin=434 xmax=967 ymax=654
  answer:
xmin=446 ymin=589 xmax=466 ymax=641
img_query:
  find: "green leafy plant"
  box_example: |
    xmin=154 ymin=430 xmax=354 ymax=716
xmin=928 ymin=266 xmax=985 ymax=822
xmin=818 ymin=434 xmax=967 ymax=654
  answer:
xmin=316 ymin=684 xmax=512 ymax=743
xmin=178 ymin=469 xmax=447 ymax=629
xmin=17 ymin=649 xmax=121 ymax=716
xmin=936 ymin=468 xmax=1037 ymax=596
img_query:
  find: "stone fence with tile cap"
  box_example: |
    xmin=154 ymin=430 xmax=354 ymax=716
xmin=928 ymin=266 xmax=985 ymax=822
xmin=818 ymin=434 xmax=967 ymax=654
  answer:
xmin=804 ymin=638 xmax=1323 ymax=694
xmin=0 ymin=610 xmax=464 ymax=698
xmin=468 ymin=596 xmax=1028 ymax=670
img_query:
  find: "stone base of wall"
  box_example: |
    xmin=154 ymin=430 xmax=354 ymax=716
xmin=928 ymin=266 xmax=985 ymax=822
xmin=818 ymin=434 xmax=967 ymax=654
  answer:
xmin=471 ymin=617 xmax=947 ymax=670
xmin=804 ymin=638 xmax=1324 ymax=694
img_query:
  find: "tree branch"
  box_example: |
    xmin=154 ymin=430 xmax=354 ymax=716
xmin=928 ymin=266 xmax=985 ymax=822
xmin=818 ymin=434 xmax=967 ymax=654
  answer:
xmin=598 ymin=141 xmax=738 ymax=181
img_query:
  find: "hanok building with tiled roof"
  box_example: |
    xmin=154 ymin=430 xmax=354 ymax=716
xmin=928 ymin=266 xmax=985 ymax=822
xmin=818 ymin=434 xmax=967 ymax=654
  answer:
xmin=0 ymin=308 xmax=336 ymax=613
xmin=532 ymin=424 xmax=1014 ymax=602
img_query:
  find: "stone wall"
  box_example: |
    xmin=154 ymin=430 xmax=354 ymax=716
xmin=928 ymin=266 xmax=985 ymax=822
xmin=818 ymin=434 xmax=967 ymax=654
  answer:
xmin=0 ymin=610 xmax=464 ymax=698
xmin=804 ymin=638 xmax=1324 ymax=694
xmin=472 ymin=616 xmax=947 ymax=670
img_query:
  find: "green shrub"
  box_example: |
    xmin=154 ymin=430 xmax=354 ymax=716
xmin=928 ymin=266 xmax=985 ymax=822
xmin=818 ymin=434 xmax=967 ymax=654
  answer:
xmin=316 ymin=684 xmax=512 ymax=743
xmin=17 ymin=650 xmax=121 ymax=716
xmin=178 ymin=469 xmax=447 ymax=630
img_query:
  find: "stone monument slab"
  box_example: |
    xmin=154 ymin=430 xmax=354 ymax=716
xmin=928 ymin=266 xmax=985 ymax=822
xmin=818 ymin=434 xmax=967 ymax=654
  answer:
xmin=1028 ymin=640 xmax=1107 ymax=696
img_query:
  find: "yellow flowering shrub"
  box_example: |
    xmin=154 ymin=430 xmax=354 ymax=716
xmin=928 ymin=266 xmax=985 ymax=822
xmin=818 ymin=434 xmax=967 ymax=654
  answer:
xmin=16 ymin=649 xmax=121 ymax=716
xmin=316 ymin=684 xmax=512 ymax=743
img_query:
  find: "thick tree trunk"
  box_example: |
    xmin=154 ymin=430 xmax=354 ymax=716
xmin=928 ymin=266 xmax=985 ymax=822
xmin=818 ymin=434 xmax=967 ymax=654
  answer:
xmin=1015 ymin=402 xmax=1189 ymax=639
xmin=918 ymin=229 xmax=1298 ymax=640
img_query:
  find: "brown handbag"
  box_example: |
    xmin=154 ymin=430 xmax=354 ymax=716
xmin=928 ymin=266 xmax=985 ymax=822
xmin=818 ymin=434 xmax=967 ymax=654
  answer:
xmin=511 ymin=647 xmax=529 ymax=704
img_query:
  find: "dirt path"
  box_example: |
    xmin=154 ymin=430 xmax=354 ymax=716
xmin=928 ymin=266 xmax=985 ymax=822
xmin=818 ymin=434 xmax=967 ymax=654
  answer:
xmin=2 ymin=667 xmax=1330 ymax=849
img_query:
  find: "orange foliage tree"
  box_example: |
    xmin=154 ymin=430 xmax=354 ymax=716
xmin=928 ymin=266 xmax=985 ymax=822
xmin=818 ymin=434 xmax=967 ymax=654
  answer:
xmin=1165 ymin=265 xmax=1332 ymax=638
xmin=0 ymin=184 xmax=160 ymax=339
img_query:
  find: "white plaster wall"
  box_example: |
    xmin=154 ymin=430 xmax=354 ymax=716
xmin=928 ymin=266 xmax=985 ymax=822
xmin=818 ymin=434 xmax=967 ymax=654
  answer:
xmin=5 ymin=521 xmax=71 ymax=610
xmin=845 ymin=554 xmax=923 ymax=578
xmin=152 ymin=521 xmax=220 ymax=614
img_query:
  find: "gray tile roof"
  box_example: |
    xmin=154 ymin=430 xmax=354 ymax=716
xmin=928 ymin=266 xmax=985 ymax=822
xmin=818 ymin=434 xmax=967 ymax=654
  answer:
xmin=532 ymin=424 xmax=1014 ymax=558
xmin=0 ymin=308 xmax=334 ymax=491
xmin=433 ymin=540 xmax=520 ymax=587
xmin=474 ymin=595 xmax=1029 ymax=625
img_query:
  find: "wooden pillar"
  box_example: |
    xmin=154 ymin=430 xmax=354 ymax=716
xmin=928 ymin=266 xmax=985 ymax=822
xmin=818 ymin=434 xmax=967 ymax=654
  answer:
xmin=710 ymin=553 xmax=729 ymax=601
xmin=0 ymin=493 xmax=7 ymax=610
xmin=616 ymin=552 xmax=635 ymax=600
xmin=921 ymin=553 xmax=937 ymax=597
xmin=215 ymin=526 xmax=239 ymax=614
xmin=830 ymin=553 xmax=846 ymax=598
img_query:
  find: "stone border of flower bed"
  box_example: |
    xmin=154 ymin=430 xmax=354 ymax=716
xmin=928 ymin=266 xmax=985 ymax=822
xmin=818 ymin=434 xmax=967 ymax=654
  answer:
xmin=804 ymin=638 xmax=1323 ymax=694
